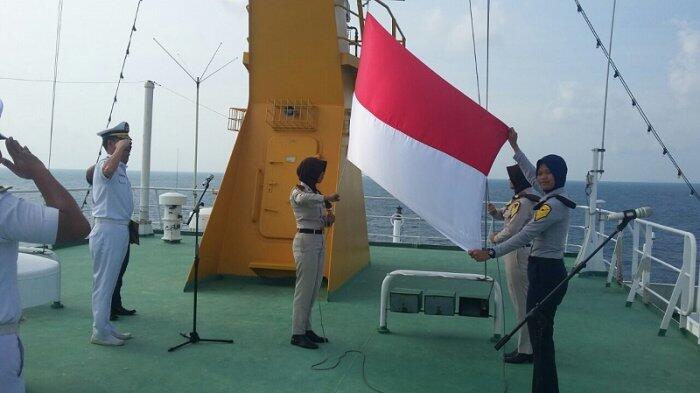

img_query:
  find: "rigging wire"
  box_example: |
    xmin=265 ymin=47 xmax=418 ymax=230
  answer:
xmin=0 ymin=77 xmax=231 ymax=120
xmin=483 ymin=1 xmax=508 ymax=390
xmin=0 ymin=76 xmax=144 ymax=84
xmin=467 ymin=0 xmax=482 ymax=105
xmin=482 ymin=0 xmax=492 ymax=280
xmin=599 ymin=0 xmax=617 ymax=174
xmin=586 ymin=0 xmax=617 ymax=206
xmin=153 ymin=81 xmax=231 ymax=120
xmin=48 ymin=0 xmax=64 ymax=169
xmin=573 ymin=0 xmax=699 ymax=202
xmin=81 ymin=0 xmax=144 ymax=209
xmin=485 ymin=0 xmax=491 ymax=111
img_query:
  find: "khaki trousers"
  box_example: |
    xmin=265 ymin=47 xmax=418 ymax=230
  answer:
xmin=291 ymin=233 xmax=325 ymax=335
xmin=504 ymin=247 xmax=532 ymax=354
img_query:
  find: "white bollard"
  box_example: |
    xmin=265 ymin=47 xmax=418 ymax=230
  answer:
xmin=159 ymin=192 xmax=187 ymax=243
xmin=390 ymin=206 xmax=404 ymax=243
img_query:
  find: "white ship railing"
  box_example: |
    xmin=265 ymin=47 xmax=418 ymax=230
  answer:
xmin=10 ymin=187 xmax=698 ymax=343
xmin=364 ymin=195 xmax=699 ymax=345
xmin=10 ymin=186 xmax=217 ymax=231
xmin=589 ymin=207 xmax=698 ymax=343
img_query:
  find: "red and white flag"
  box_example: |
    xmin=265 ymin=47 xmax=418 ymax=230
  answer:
xmin=348 ymin=14 xmax=508 ymax=250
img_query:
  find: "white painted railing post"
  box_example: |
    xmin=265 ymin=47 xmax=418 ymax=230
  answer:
xmin=390 ymin=206 xmax=403 ymax=243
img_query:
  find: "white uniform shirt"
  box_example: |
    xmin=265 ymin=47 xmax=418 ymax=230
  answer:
xmin=91 ymin=157 xmax=133 ymax=220
xmin=0 ymin=192 xmax=59 ymax=325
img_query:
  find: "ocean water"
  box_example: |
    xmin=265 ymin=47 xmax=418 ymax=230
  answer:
xmin=3 ymin=169 xmax=698 ymax=283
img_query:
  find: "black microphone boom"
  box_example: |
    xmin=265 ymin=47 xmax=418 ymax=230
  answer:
xmin=494 ymin=207 xmax=652 ymax=351
xmin=201 ymin=174 xmax=214 ymax=187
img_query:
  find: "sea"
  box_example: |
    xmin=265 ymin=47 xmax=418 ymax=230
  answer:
xmin=3 ymin=169 xmax=699 ymax=284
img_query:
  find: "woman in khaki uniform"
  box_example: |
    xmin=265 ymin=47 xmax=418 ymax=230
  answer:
xmin=289 ymin=157 xmax=340 ymax=349
xmin=488 ymin=164 xmax=539 ymax=363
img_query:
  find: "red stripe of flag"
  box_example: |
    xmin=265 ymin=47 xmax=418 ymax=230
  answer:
xmin=355 ymin=14 xmax=508 ymax=175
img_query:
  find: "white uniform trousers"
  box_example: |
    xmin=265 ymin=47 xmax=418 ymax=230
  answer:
xmin=0 ymin=334 xmax=25 ymax=393
xmin=89 ymin=221 xmax=129 ymax=338
xmin=504 ymin=246 xmax=532 ymax=355
xmin=291 ymin=233 xmax=325 ymax=335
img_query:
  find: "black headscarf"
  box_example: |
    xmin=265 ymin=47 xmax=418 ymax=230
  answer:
xmin=506 ymin=165 xmax=531 ymax=194
xmin=297 ymin=157 xmax=327 ymax=193
xmin=536 ymin=154 xmax=568 ymax=190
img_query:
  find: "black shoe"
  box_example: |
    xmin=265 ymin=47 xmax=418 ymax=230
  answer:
xmin=113 ymin=307 xmax=137 ymax=316
xmin=305 ymin=330 xmax=328 ymax=343
xmin=504 ymin=353 xmax=533 ymax=364
xmin=503 ymin=350 xmax=518 ymax=359
xmin=110 ymin=313 xmax=119 ymax=321
xmin=291 ymin=334 xmax=318 ymax=349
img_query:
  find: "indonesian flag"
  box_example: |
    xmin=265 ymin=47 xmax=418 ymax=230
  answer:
xmin=348 ymin=14 xmax=508 ymax=250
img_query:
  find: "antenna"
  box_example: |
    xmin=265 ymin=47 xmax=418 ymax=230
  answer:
xmin=152 ymin=38 xmax=237 ymax=197
xmin=153 ymin=37 xmax=237 ymax=354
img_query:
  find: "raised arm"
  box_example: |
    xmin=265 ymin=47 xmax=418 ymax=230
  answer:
xmin=292 ymin=189 xmax=340 ymax=206
xmin=102 ymin=139 xmax=131 ymax=179
xmin=2 ymin=138 xmax=90 ymax=243
xmin=508 ymin=128 xmax=542 ymax=194
xmin=487 ymin=202 xmax=505 ymax=221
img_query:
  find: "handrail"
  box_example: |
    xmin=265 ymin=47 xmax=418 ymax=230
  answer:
xmin=12 ymin=184 xmax=696 ymax=342
xmin=580 ymin=205 xmax=698 ymax=342
xmin=368 ymin=0 xmax=406 ymax=45
xmin=337 ymin=0 xmax=405 ymax=53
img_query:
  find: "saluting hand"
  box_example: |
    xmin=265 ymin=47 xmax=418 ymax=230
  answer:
xmin=1 ymin=138 xmax=47 ymax=180
xmin=116 ymin=138 xmax=132 ymax=150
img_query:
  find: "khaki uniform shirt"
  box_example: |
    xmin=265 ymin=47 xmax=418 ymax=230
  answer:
xmin=491 ymin=189 xmax=538 ymax=244
xmin=290 ymin=182 xmax=326 ymax=230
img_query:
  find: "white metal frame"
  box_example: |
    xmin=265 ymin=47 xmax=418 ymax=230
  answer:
xmin=378 ymin=269 xmax=504 ymax=341
xmin=620 ymin=217 xmax=698 ymax=342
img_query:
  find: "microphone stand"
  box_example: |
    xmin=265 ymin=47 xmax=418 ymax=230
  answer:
xmin=494 ymin=216 xmax=633 ymax=350
xmin=168 ymin=175 xmax=234 ymax=352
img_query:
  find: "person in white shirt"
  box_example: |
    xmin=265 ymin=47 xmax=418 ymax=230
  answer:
xmin=0 ymin=131 xmax=90 ymax=392
xmin=88 ymin=122 xmax=135 ymax=346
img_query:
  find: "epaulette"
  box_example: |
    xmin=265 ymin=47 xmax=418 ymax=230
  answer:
xmin=553 ymin=194 xmax=576 ymax=209
xmin=533 ymin=194 xmax=576 ymax=210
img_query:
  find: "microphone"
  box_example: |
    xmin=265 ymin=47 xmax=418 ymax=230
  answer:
xmin=604 ymin=206 xmax=652 ymax=221
xmin=201 ymin=174 xmax=214 ymax=187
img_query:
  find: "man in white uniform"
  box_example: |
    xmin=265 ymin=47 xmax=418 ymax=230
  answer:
xmin=0 ymin=98 xmax=91 ymax=393
xmin=89 ymin=121 xmax=135 ymax=346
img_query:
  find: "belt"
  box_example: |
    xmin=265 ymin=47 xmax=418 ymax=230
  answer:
xmin=0 ymin=323 xmax=19 ymax=336
xmin=528 ymin=256 xmax=564 ymax=263
xmin=298 ymin=228 xmax=323 ymax=234
xmin=94 ymin=217 xmax=130 ymax=226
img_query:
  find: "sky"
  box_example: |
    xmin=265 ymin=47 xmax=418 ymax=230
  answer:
xmin=0 ymin=0 xmax=699 ymax=185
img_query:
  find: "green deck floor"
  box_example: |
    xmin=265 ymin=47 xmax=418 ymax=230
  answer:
xmin=19 ymin=237 xmax=700 ymax=392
